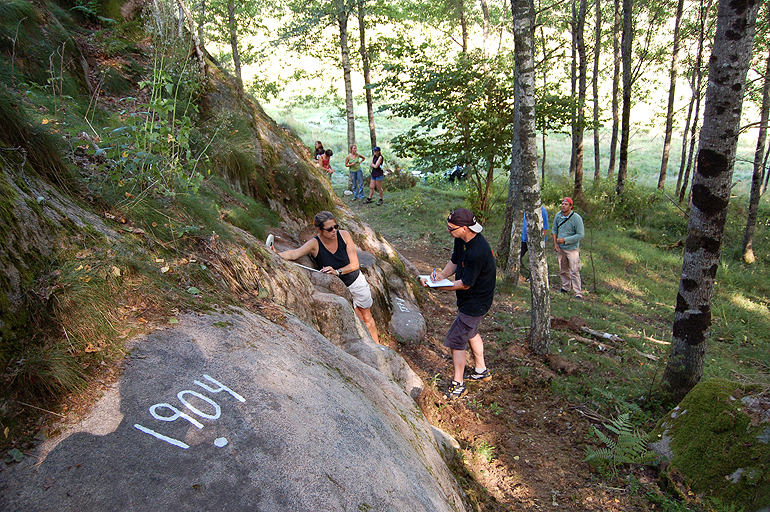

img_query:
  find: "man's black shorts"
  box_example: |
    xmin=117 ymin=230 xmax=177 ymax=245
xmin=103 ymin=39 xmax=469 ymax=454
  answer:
xmin=444 ymin=311 xmax=484 ymax=350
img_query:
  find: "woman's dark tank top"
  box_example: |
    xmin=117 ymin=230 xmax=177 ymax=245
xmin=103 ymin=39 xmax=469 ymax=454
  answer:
xmin=313 ymin=232 xmax=360 ymax=287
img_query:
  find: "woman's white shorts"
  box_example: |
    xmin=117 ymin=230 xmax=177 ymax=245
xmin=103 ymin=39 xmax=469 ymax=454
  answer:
xmin=347 ymin=272 xmax=373 ymax=309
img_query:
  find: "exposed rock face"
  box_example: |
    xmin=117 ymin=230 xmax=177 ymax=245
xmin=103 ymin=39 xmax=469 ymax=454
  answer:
xmin=650 ymin=378 xmax=770 ymax=511
xmin=0 ymin=309 xmax=466 ymax=512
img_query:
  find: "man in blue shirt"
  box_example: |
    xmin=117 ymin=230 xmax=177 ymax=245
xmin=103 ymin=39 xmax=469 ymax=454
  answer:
xmin=552 ymin=197 xmax=585 ymax=299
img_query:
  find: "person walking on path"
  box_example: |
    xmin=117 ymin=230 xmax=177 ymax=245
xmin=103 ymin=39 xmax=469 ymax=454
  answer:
xmin=521 ymin=205 xmax=549 ymax=281
xmin=273 ymin=211 xmax=379 ymax=343
xmin=345 ymin=144 xmax=366 ymax=200
xmin=420 ymin=208 xmax=496 ymax=399
xmin=365 ymin=147 xmax=384 ymax=205
xmin=552 ymin=197 xmax=585 ymax=299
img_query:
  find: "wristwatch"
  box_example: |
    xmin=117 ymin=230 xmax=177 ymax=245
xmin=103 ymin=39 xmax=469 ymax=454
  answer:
xmin=336 ymin=269 xmax=342 ymax=276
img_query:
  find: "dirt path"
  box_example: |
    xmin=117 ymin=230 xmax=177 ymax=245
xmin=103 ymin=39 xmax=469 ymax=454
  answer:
xmin=379 ymin=234 xmax=656 ymax=511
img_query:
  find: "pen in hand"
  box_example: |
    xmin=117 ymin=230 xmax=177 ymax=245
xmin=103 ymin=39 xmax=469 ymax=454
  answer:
xmin=431 ymin=268 xmax=436 ymax=282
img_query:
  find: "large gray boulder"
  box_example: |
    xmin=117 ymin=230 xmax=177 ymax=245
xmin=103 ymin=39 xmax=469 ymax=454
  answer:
xmin=0 ymin=308 xmax=465 ymax=512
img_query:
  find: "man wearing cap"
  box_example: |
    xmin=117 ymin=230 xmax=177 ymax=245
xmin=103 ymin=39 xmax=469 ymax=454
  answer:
xmin=364 ymin=146 xmax=385 ymax=205
xmin=552 ymin=197 xmax=585 ymax=299
xmin=420 ymin=208 xmax=496 ymax=399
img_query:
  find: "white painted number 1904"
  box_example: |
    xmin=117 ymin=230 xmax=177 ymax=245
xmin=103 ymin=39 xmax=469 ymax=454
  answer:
xmin=134 ymin=374 xmax=245 ymax=449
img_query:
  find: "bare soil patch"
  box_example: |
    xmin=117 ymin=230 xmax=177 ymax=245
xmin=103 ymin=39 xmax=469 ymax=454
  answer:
xmin=382 ymin=237 xmax=659 ymax=511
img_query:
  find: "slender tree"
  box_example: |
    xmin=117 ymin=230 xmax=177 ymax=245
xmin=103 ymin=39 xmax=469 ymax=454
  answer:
xmin=227 ymin=0 xmax=243 ymax=91
xmin=615 ymin=0 xmax=632 ymax=194
xmin=569 ymin=0 xmax=578 ymax=179
xmin=663 ymin=0 xmax=760 ymax=400
xmin=657 ymin=0 xmax=686 ymax=190
xmin=357 ymin=0 xmax=377 ymax=149
xmin=337 ymin=5 xmax=356 ymax=148
xmin=676 ymin=0 xmax=714 ymax=201
xmin=511 ymin=0 xmax=550 ymax=354
xmin=592 ymin=0 xmax=601 ymax=180
xmin=741 ymin=41 xmax=770 ymax=263
xmin=607 ymin=0 xmax=621 ymax=178
xmin=573 ymin=0 xmax=587 ymax=201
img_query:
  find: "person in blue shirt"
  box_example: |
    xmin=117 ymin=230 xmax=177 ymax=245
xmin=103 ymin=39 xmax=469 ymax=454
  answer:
xmin=520 ymin=205 xmax=549 ymax=281
xmin=552 ymin=197 xmax=585 ymax=299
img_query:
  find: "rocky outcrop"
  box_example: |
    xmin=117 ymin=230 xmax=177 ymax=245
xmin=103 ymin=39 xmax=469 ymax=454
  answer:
xmin=0 ymin=308 xmax=466 ymax=512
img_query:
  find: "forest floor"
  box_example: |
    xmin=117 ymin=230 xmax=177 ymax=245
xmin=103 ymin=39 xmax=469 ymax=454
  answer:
xmin=362 ymin=212 xmax=666 ymax=511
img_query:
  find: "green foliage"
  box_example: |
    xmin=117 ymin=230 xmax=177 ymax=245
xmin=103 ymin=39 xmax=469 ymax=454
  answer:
xmin=94 ymin=25 xmax=205 ymax=197
xmin=386 ymin=165 xmax=416 ymax=191
xmin=9 ymin=342 xmax=86 ymax=396
xmin=380 ymin=49 xmax=515 ymax=217
xmin=584 ymin=413 xmax=657 ymax=476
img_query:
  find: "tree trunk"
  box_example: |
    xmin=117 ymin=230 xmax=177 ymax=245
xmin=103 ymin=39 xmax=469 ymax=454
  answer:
xmin=512 ymin=0 xmax=551 ymax=354
xmin=675 ymin=81 xmax=695 ymax=197
xmin=664 ymin=0 xmax=760 ymax=401
xmin=480 ymin=0 xmax=490 ymax=54
xmin=741 ymin=43 xmax=770 ymax=264
xmin=592 ymin=0 xmax=601 ymax=180
xmin=197 ymin=0 xmax=205 ymax=45
xmin=657 ymin=0 xmax=685 ymax=190
xmin=357 ymin=0 xmax=377 ymax=149
xmin=607 ymin=0 xmax=621 ymax=179
xmin=678 ymin=0 xmax=713 ymax=203
xmin=337 ymin=9 xmax=356 ymax=149
xmin=569 ymin=0 xmax=578 ymax=180
xmin=500 ymin=74 xmax=523 ymax=282
xmin=540 ymin=23 xmax=548 ymax=184
xmin=573 ymin=0 xmax=587 ymax=201
xmin=615 ymin=0 xmax=632 ymax=195
xmin=227 ymin=0 xmax=242 ymax=92
xmin=459 ymin=0 xmax=468 ymax=53
xmin=174 ymin=0 xmax=206 ymax=77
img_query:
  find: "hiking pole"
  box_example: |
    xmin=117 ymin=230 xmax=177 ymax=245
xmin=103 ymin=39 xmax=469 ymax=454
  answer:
xmin=266 ymin=234 xmax=323 ymax=273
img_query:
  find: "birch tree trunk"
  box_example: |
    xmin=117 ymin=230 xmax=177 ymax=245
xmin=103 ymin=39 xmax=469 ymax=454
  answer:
xmin=573 ymin=0 xmax=587 ymax=201
xmin=569 ymin=0 xmax=578 ymax=180
xmin=615 ymin=0 xmax=632 ymax=195
xmin=337 ymin=8 xmax=356 ymax=149
xmin=357 ymin=0 xmax=377 ymax=149
xmin=512 ymin=0 xmax=550 ymax=354
xmin=607 ymin=0 xmax=621 ymax=179
xmin=592 ymin=0 xmax=601 ymax=180
xmin=657 ymin=0 xmax=685 ymax=190
xmin=741 ymin=43 xmax=770 ymax=264
xmin=677 ymin=0 xmax=713 ymax=202
xmin=664 ymin=0 xmax=760 ymax=400
xmin=227 ymin=0 xmax=242 ymax=92
xmin=501 ymin=74 xmax=523 ymax=282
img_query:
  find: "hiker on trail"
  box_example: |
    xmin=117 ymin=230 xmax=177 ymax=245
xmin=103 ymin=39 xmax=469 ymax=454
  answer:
xmin=420 ymin=208 xmax=496 ymax=399
xmin=314 ymin=141 xmax=325 ymax=160
xmin=319 ymin=149 xmax=334 ymax=178
xmin=272 ymin=211 xmax=379 ymax=343
xmin=552 ymin=197 xmax=585 ymax=299
xmin=345 ymin=144 xmax=366 ymax=201
xmin=521 ymin=205 xmax=549 ymax=281
xmin=365 ymin=146 xmax=384 ymax=205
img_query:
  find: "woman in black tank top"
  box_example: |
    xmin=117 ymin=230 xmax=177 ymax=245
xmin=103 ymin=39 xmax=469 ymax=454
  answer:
xmin=272 ymin=211 xmax=379 ymax=343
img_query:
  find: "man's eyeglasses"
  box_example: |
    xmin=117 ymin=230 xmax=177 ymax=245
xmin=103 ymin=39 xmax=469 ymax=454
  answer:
xmin=447 ymin=225 xmax=463 ymax=232
xmin=322 ymin=224 xmax=340 ymax=232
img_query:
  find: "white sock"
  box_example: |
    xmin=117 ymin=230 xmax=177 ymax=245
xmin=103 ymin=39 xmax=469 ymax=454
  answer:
xmin=475 ymin=367 xmax=486 ymax=373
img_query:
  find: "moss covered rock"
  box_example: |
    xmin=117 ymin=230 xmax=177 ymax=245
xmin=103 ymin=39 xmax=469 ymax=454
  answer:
xmin=650 ymin=378 xmax=770 ymax=511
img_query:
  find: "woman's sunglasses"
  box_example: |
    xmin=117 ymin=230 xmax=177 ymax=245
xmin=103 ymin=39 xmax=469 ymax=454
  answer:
xmin=322 ymin=224 xmax=340 ymax=232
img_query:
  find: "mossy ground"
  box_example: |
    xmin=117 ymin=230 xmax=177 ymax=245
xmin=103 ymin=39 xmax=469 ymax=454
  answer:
xmin=652 ymin=378 xmax=769 ymax=510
